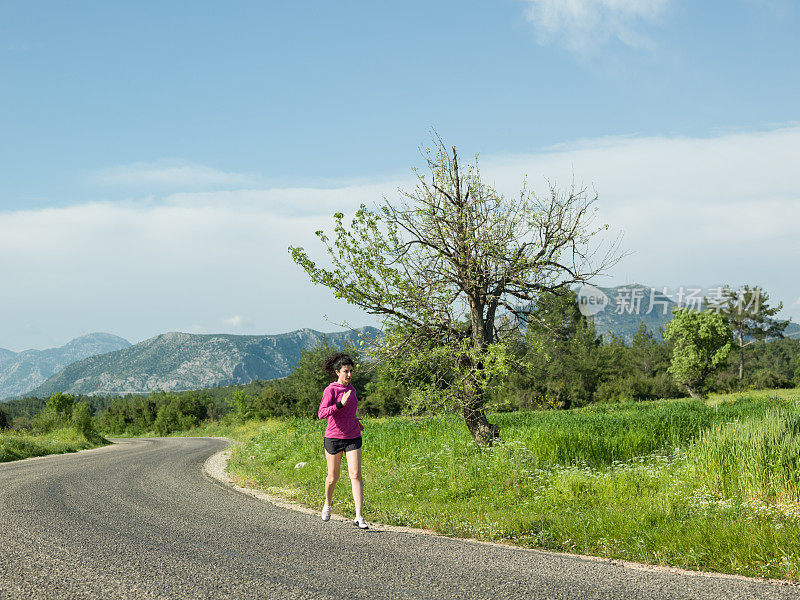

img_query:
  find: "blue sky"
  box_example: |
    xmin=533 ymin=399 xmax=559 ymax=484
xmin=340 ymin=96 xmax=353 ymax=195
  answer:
xmin=1 ymin=0 xmax=799 ymax=351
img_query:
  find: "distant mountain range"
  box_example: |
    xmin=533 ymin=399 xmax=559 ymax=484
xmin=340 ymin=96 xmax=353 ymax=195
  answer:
xmin=584 ymin=283 xmax=799 ymax=342
xmin=2 ymin=284 xmax=795 ymax=400
xmin=26 ymin=328 xmax=379 ymax=399
xmin=0 ymin=333 xmax=132 ymax=400
xmin=586 ymin=284 xmax=675 ymax=341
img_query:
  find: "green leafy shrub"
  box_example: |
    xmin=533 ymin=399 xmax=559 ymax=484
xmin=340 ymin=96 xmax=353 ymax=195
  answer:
xmin=594 ymin=372 xmax=685 ymax=403
xmin=153 ymin=394 xmax=211 ymax=435
xmin=72 ymin=401 xmax=97 ymax=440
xmin=747 ymin=369 xmax=795 ymax=391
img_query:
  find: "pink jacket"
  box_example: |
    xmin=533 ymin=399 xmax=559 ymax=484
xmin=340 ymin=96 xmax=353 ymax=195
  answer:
xmin=318 ymin=382 xmax=362 ymax=439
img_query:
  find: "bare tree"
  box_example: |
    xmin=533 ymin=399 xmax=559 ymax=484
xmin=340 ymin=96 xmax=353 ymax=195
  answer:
xmin=290 ymin=134 xmax=621 ymax=444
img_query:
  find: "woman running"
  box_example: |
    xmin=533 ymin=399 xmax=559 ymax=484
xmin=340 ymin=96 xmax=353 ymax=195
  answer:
xmin=318 ymin=352 xmax=368 ymax=529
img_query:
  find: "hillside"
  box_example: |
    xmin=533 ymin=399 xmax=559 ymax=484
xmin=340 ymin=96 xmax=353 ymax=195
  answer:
xmin=0 ymin=333 xmax=132 ymax=400
xmin=585 ymin=284 xmax=797 ymax=342
xmin=28 ymin=328 xmax=378 ymax=398
xmin=588 ymin=284 xmax=676 ymax=341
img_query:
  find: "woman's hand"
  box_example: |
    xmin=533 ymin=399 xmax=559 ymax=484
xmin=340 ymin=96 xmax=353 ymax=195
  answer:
xmin=341 ymin=390 xmax=352 ymax=406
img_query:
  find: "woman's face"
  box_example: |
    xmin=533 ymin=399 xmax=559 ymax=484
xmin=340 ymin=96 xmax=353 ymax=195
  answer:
xmin=336 ymin=365 xmax=353 ymax=385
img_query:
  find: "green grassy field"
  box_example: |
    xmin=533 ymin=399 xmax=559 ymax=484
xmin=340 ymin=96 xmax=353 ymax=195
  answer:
xmin=221 ymin=389 xmax=800 ymax=581
xmin=0 ymin=427 xmax=109 ymax=462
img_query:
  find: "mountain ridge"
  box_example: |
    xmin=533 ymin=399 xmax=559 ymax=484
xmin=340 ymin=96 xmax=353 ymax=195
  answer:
xmin=585 ymin=283 xmax=798 ymax=341
xmin=6 ymin=284 xmax=796 ymax=400
xmin=0 ymin=333 xmax=132 ymax=400
xmin=26 ymin=327 xmax=379 ymax=398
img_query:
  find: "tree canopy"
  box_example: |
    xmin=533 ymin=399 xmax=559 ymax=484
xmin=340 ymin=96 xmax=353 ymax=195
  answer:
xmin=713 ymin=285 xmax=791 ymax=382
xmin=290 ymin=135 xmax=620 ymax=443
xmin=664 ymin=308 xmax=733 ymax=398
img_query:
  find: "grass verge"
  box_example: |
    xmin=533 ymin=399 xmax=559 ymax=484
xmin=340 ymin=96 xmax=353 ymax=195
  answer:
xmin=0 ymin=427 xmax=110 ymax=463
xmin=222 ymin=390 xmax=800 ymax=581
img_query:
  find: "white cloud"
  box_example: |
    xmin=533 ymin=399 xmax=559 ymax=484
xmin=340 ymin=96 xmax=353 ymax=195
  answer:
xmin=222 ymin=315 xmax=246 ymax=327
xmin=90 ymin=160 xmax=259 ymax=189
xmin=2 ymin=124 xmax=799 ymax=348
xmin=479 ymin=125 xmax=800 ymax=311
xmin=0 ymin=181 xmax=389 ymax=349
xmin=523 ymin=0 xmax=670 ymax=53
xmin=162 ymin=179 xmax=407 ymax=217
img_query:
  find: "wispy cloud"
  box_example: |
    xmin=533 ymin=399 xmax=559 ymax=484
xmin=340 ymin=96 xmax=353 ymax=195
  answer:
xmin=162 ymin=179 xmax=406 ymax=217
xmin=523 ymin=0 xmax=670 ymax=54
xmin=480 ymin=125 xmax=800 ymax=308
xmin=222 ymin=315 xmax=246 ymax=327
xmin=3 ymin=124 xmax=800 ymax=348
xmin=89 ymin=160 xmax=259 ymax=189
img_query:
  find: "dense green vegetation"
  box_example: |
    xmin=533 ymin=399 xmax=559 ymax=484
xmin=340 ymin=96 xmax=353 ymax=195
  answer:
xmin=663 ymin=308 xmax=734 ymax=398
xmin=0 ymin=427 xmax=104 ymax=462
xmin=227 ymin=390 xmax=800 ymax=580
xmin=0 ymin=392 xmax=108 ymax=462
xmin=3 ymin=300 xmax=799 ymax=436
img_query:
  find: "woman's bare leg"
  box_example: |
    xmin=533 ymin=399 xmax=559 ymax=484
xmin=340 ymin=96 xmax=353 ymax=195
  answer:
xmin=325 ymin=450 xmax=342 ymax=506
xmin=345 ymin=447 xmax=363 ymax=518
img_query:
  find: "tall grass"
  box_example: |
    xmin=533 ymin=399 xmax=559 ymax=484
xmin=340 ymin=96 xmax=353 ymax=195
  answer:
xmin=225 ymin=390 xmax=800 ymax=580
xmin=0 ymin=427 xmax=107 ymax=463
xmin=688 ymin=405 xmax=800 ymax=504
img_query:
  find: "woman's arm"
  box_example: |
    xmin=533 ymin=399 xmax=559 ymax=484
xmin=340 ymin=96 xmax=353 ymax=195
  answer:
xmin=317 ymin=386 xmax=340 ymax=419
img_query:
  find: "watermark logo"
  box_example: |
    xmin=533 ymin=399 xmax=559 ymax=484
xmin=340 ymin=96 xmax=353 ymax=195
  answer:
xmin=575 ymin=285 xmax=765 ymax=316
xmin=577 ymin=285 xmax=610 ymax=316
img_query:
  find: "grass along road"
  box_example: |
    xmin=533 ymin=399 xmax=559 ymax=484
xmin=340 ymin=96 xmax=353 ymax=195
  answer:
xmin=0 ymin=427 xmax=109 ymax=462
xmin=205 ymin=390 xmax=800 ymax=581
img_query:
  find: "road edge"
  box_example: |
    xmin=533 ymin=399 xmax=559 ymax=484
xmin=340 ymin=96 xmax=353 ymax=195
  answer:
xmin=202 ymin=437 xmax=798 ymax=589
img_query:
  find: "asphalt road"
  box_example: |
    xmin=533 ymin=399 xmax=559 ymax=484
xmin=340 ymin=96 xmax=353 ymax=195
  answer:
xmin=0 ymin=438 xmax=797 ymax=600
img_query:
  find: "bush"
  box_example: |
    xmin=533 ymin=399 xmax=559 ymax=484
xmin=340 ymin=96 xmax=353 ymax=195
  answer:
xmin=360 ymin=369 xmax=407 ymax=417
xmin=153 ymin=394 xmax=212 ymax=435
xmin=594 ymin=372 xmax=685 ymax=403
xmin=46 ymin=392 xmax=75 ymax=421
xmin=31 ymin=409 xmax=62 ymax=434
xmin=747 ymin=369 xmax=795 ymax=391
xmin=72 ymin=401 xmax=96 ymax=440
xmin=229 ymin=384 xmax=293 ymax=421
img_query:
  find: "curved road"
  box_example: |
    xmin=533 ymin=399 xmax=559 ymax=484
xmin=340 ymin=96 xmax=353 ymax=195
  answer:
xmin=0 ymin=437 xmax=796 ymax=600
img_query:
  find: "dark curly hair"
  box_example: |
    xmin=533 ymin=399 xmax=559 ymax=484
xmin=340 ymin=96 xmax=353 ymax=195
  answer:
xmin=322 ymin=352 xmax=355 ymax=380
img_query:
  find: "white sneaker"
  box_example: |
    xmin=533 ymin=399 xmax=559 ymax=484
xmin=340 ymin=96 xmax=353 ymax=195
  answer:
xmin=321 ymin=505 xmax=331 ymax=522
xmin=353 ymin=516 xmax=369 ymax=529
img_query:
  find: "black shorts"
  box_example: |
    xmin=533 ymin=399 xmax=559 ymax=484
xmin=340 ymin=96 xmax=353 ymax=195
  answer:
xmin=324 ymin=436 xmax=362 ymax=455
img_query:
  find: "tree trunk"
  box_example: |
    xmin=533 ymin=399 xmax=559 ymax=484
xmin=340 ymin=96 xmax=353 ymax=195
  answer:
xmin=461 ymin=299 xmax=500 ymax=445
xmin=738 ymin=330 xmax=744 ymax=382
xmin=461 ymin=385 xmax=500 ymax=446
xmin=463 ymin=403 xmax=500 ymax=445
